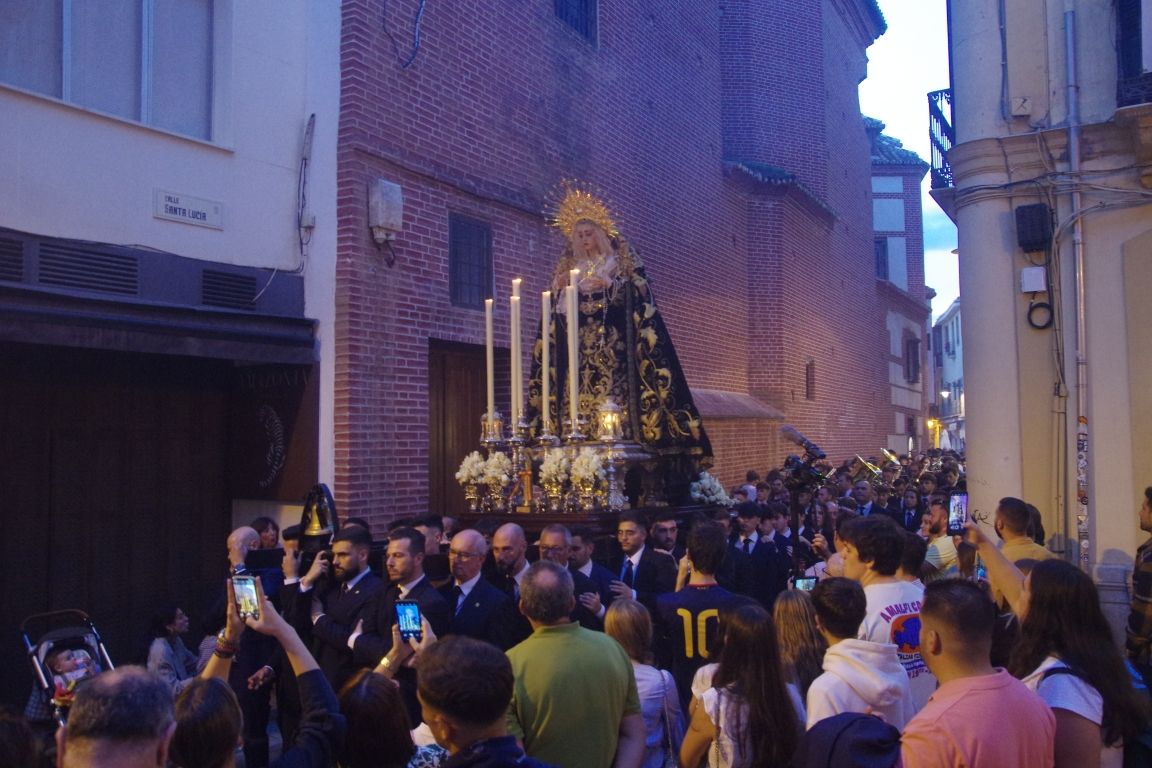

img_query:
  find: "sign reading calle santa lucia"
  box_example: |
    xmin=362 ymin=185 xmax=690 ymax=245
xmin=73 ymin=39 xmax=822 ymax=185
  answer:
xmin=153 ymin=189 xmax=224 ymax=229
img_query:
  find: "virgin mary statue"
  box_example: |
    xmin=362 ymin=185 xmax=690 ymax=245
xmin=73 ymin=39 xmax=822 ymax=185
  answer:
xmin=525 ymin=186 xmax=712 ymax=469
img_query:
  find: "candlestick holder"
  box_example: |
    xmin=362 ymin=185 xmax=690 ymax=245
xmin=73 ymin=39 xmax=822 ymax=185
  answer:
xmin=481 ymin=411 xmax=506 ymax=452
xmin=603 ymin=443 xmax=626 ymax=512
xmin=508 ymin=417 xmax=531 ymax=473
xmin=536 ymin=415 xmax=560 ymax=449
xmin=563 ymin=415 xmax=587 ymax=446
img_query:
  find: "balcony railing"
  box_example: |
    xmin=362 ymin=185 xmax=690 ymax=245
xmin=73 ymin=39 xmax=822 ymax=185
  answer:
xmin=928 ymin=89 xmax=954 ymax=189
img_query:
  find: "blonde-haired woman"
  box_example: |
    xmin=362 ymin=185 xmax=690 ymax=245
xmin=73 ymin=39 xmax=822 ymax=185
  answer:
xmin=606 ymin=599 xmax=684 ymax=768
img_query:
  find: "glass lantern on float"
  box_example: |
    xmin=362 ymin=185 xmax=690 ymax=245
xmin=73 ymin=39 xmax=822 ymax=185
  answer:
xmin=598 ymin=399 xmax=627 ymax=511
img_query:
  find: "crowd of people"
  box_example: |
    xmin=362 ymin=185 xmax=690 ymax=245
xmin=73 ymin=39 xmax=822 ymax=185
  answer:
xmin=9 ymin=450 xmax=1152 ymax=768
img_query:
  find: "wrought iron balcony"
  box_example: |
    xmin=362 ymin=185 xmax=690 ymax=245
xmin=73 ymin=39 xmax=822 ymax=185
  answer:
xmin=928 ymin=89 xmax=954 ymax=189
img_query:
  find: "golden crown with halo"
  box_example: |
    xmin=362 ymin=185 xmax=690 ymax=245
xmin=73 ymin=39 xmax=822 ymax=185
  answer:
xmin=547 ymin=181 xmax=620 ymax=239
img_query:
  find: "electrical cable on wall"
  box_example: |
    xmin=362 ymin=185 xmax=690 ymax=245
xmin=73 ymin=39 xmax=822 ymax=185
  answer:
xmin=383 ymin=0 xmax=427 ymax=69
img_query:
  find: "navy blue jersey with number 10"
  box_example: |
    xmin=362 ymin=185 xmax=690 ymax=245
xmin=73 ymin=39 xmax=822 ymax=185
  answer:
xmin=656 ymin=584 xmax=755 ymax=708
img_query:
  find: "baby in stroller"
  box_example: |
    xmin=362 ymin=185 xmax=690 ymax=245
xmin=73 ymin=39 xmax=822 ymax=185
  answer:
xmin=44 ymin=646 xmax=98 ymax=704
xmin=22 ymin=610 xmax=114 ymax=728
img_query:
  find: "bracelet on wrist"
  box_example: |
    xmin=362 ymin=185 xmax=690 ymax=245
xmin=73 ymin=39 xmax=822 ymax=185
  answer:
xmin=213 ymin=648 xmax=236 ymax=660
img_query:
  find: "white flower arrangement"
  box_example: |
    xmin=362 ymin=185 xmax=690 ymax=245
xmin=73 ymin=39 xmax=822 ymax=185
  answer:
xmin=539 ymin=448 xmax=570 ymax=486
xmin=482 ymin=452 xmax=514 ymax=489
xmin=455 ymin=451 xmax=487 ymax=486
xmin=690 ymin=471 xmax=732 ymax=506
xmin=570 ymin=446 xmax=606 ymax=487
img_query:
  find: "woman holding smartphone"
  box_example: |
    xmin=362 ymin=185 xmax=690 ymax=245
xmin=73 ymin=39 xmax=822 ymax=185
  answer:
xmin=967 ymin=523 xmax=1150 ymax=767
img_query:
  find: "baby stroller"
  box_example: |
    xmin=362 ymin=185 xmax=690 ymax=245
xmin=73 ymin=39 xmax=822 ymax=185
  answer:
xmin=22 ymin=609 xmax=115 ymax=727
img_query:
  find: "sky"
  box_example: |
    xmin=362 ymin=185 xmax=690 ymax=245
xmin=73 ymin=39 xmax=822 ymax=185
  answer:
xmin=858 ymin=0 xmax=958 ymax=322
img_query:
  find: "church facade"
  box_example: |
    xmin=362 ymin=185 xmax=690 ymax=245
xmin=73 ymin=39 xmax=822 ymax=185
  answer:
xmin=332 ymin=0 xmax=927 ymax=521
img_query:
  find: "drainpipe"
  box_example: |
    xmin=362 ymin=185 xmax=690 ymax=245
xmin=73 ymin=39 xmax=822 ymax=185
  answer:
xmin=1064 ymin=10 xmax=1090 ymax=571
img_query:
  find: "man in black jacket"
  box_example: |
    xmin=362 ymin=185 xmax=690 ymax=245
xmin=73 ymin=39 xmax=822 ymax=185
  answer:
xmin=606 ymin=511 xmax=676 ymax=613
xmin=352 ymin=526 xmax=450 ymax=723
xmin=440 ymin=529 xmax=516 ymax=650
xmin=290 ymin=526 xmax=382 ymax=691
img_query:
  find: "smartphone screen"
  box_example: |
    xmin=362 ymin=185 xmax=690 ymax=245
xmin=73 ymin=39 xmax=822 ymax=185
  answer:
xmin=232 ymin=575 xmax=260 ymax=620
xmin=396 ymin=600 xmax=423 ymax=642
xmin=793 ymin=576 xmax=817 ymax=592
xmin=947 ymin=493 xmax=968 ymax=536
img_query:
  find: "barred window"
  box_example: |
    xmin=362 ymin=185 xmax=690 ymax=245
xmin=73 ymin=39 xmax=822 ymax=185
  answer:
xmin=448 ymin=214 xmax=492 ymax=309
xmin=555 ymin=0 xmax=597 ymax=41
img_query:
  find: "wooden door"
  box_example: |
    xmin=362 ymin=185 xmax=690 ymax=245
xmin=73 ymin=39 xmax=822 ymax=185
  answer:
xmin=428 ymin=340 xmax=504 ymax=519
xmin=0 ymin=345 xmax=229 ymax=710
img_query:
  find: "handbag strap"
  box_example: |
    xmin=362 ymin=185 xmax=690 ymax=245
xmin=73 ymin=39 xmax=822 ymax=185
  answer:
xmin=659 ymin=669 xmax=674 ymax=758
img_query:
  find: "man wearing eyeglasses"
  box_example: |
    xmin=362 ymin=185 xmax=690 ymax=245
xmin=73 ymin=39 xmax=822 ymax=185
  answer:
xmin=538 ymin=524 xmax=605 ymax=630
xmin=439 ymin=529 xmax=517 ymax=650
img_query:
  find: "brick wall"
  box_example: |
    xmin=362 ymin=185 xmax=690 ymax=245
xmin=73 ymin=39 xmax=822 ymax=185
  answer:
xmin=336 ymin=0 xmax=889 ymax=520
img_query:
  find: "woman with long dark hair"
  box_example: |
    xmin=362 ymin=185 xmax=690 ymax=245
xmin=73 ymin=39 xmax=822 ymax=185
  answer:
xmin=146 ymin=603 xmax=198 ymax=695
xmin=971 ymin=526 xmax=1151 ymax=767
xmin=680 ymin=604 xmax=802 ymax=768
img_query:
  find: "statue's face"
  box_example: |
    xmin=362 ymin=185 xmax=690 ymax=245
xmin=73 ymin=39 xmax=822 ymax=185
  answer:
xmin=573 ymin=221 xmax=602 ymax=256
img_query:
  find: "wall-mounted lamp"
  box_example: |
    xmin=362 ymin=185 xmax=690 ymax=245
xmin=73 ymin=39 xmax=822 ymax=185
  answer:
xmin=368 ymin=179 xmax=404 ymax=266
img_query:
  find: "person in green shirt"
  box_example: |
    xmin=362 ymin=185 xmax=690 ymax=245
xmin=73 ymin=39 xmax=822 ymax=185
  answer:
xmin=506 ymin=560 xmax=645 ymax=768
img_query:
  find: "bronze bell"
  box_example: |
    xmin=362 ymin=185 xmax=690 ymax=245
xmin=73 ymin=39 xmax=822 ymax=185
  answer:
xmin=302 ymin=483 xmax=336 ymax=537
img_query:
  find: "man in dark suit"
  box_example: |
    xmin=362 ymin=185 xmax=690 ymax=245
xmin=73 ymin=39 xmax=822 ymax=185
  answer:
xmin=352 ymin=526 xmax=451 ymax=723
xmin=538 ymin=524 xmax=605 ymax=629
xmin=440 ymin=528 xmax=516 ymax=649
xmin=730 ymin=502 xmax=790 ymax=607
xmin=885 ymin=487 xmax=926 ymax=532
xmin=486 ymin=522 xmax=535 ymax=647
xmin=289 ymin=525 xmax=382 ymax=691
xmin=649 ymin=511 xmax=685 ymax=563
xmin=853 ymin=479 xmax=878 ymax=517
xmin=607 ymin=511 xmax=677 ymax=613
xmin=570 ymin=525 xmax=616 ymax=606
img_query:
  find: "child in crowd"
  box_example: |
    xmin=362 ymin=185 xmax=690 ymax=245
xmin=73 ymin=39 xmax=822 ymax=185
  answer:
xmin=46 ymin=646 xmax=97 ymax=702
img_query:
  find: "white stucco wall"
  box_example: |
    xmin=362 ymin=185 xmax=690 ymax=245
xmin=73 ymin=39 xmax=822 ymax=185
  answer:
xmin=0 ymin=1 xmax=340 ymax=510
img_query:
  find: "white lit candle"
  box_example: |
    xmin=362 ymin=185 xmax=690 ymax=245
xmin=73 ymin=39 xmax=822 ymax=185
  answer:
xmin=541 ymin=290 xmax=551 ymax=434
xmin=567 ymin=269 xmax=580 ymax=431
xmin=485 ymin=298 xmax=495 ymax=425
xmin=510 ymin=294 xmax=521 ymax=423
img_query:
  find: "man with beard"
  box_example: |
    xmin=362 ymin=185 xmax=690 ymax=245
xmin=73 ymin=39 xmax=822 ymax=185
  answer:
xmin=921 ymin=496 xmax=959 ymax=581
xmin=488 ymin=522 xmax=534 ymax=646
xmin=352 ymin=526 xmax=450 ymax=724
xmin=292 ymin=526 xmax=382 ymax=690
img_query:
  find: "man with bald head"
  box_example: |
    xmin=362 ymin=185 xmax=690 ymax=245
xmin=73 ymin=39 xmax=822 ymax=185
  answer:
xmin=441 ymin=529 xmax=517 ymax=649
xmin=506 ymin=561 xmax=645 ymax=768
xmin=56 ymin=666 xmax=176 ymax=768
xmin=487 ymin=523 xmax=533 ymax=646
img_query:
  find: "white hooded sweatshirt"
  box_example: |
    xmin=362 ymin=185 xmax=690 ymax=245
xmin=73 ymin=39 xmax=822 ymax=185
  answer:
xmin=805 ymin=638 xmax=916 ymax=730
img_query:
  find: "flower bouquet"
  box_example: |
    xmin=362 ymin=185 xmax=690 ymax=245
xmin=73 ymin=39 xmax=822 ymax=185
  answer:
xmin=455 ymin=450 xmax=487 ymax=511
xmin=539 ymin=448 xmax=570 ymax=512
xmin=690 ymin=471 xmax=732 ymax=507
